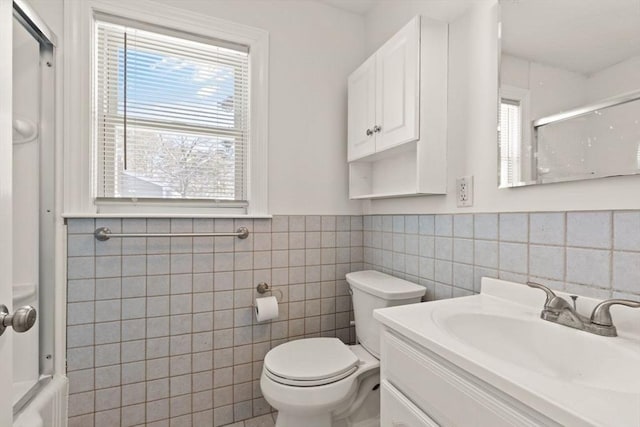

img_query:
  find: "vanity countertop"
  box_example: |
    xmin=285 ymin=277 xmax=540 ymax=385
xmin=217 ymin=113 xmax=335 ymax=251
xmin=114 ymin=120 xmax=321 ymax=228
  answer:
xmin=374 ymin=278 xmax=640 ymax=427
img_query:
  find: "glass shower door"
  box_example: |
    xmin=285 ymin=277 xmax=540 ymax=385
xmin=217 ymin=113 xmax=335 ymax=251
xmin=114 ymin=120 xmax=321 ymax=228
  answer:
xmin=10 ymin=0 xmax=57 ymax=415
xmin=12 ymin=6 xmax=42 ymax=406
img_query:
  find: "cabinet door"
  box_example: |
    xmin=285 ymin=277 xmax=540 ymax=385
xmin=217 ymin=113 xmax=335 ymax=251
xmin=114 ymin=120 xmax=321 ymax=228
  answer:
xmin=348 ymin=55 xmax=376 ymax=161
xmin=375 ymin=16 xmax=420 ymax=152
xmin=381 ymin=380 xmax=440 ymax=427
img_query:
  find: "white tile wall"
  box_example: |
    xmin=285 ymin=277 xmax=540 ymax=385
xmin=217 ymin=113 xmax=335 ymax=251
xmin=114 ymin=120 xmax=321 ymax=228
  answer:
xmin=363 ymin=211 xmax=640 ymax=301
xmin=66 ymin=216 xmax=362 ymax=427
xmin=67 ymin=210 xmax=640 ymax=426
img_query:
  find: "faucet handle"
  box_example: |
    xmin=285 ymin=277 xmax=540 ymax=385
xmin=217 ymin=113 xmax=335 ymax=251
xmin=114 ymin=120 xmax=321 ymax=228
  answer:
xmin=526 ymin=281 xmax=557 ymax=306
xmin=590 ymin=299 xmax=640 ymax=327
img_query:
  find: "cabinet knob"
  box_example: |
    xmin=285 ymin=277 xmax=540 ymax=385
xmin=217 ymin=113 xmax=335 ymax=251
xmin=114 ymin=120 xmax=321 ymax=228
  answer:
xmin=366 ymin=128 xmax=373 ymax=136
xmin=373 ymin=125 xmax=382 ymax=133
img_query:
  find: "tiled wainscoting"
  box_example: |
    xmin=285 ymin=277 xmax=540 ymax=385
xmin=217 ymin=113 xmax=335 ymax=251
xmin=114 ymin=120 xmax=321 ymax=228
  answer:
xmin=362 ymin=211 xmax=640 ymax=300
xmin=65 ymin=216 xmax=362 ymax=427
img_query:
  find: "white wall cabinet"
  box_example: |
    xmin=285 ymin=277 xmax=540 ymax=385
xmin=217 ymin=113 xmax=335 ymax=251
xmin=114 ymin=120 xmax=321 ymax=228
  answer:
xmin=375 ymin=15 xmax=420 ymax=152
xmin=348 ymin=56 xmax=377 ymax=160
xmin=347 ymin=16 xmax=448 ymax=199
xmin=348 ymin=18 xmax=419 ymax=160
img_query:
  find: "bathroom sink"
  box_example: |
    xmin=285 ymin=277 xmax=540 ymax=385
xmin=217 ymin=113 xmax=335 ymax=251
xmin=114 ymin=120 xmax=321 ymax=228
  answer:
xmin=434 ymin=311 xmax=640 ymax=393
xmin=374 ymin=277 xmax=640 ymax=426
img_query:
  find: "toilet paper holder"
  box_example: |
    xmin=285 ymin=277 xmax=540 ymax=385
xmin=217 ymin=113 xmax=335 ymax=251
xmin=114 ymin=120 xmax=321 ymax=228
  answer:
xmin=256 ymin=282 xmax=283 ymax=302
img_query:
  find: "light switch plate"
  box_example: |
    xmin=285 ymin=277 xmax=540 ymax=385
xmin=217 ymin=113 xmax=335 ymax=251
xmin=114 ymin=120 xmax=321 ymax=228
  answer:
xmin=456 ymin=176 xmax=473 ymax=207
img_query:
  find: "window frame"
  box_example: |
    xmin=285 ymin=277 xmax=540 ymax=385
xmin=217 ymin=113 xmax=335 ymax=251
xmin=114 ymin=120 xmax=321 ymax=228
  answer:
xmin=94 ymin=17 xmax=250 ymax=203
xmin=64 ymin=0 xmax=269 ymax=216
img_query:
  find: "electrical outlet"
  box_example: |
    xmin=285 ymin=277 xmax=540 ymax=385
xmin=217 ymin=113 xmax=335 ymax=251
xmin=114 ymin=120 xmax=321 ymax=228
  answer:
xmin=456 ymin=176 xmax=473 ymax=207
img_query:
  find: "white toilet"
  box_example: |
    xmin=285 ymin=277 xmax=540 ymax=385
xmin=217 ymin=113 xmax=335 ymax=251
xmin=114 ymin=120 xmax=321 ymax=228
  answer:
xmin=260 ymin=270 xmax=426 ymax=427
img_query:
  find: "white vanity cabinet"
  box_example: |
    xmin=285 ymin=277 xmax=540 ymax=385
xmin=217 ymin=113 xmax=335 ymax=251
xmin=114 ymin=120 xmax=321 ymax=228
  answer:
xmin=379 ymin=329 xmax=560 ymax=427
xmin=376 ymin=278 xmax=640 ymax=426
xmin=347 ymin=16 xmax=448 ymax=199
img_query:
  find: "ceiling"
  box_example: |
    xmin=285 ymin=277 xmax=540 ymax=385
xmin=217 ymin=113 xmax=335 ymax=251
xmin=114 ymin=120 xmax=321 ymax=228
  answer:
xmin=501 ymin=0 xmax=640 ymax=75
xmin=318 ymin=0 xmax=377 ymax=15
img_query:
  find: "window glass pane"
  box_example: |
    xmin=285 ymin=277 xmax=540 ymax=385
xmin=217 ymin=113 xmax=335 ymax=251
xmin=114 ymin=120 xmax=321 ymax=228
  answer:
xmin=119 ymin=45 xmax=243 ymax=129
xmin=500 ymin=99 xmax=521 ymax=187
xmin=114 ymin=126 xmax=237 ymax=199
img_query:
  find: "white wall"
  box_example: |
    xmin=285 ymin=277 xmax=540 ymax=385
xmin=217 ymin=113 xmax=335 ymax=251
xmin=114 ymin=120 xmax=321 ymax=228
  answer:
xmin=501 ymin=55 xmax=587 ymax=119
xmin=36 ymin=0 xmax=366 ymax=216
xmin=363 ymin=0 xmax=472 ymax=54
xmin=34 ymin=0 xmax=640 ymax=217
xmin=145 ymin=0 xmax=367 ymax=215
xmin=364 ymin=0 xmax=640 ymax=215
xmin=588 ymin=55 xmax=640 ymax=101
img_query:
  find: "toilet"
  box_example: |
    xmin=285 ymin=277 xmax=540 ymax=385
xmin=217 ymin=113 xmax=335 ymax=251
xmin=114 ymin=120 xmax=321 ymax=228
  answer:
xmin=260 ymin=270 xmax=426 ymax=427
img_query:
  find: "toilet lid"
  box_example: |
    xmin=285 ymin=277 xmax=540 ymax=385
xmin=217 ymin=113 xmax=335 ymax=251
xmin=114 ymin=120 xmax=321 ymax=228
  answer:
xmin=264 ymin=338 xmax=359 ymax=385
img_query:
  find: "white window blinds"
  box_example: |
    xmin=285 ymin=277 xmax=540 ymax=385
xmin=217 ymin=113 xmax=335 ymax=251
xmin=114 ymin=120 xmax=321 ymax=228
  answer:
xmin=500 ymin=99 xmax=522 ymax=187
xmin=94 ymin=18 xmax=250 ymax=201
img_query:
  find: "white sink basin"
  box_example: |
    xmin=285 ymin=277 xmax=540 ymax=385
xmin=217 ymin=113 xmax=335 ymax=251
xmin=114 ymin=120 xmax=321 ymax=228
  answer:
xmin=434 ymin=311 xmax=640 ymax=393
xmin=374 ymin=277 xmax=640 ymax=426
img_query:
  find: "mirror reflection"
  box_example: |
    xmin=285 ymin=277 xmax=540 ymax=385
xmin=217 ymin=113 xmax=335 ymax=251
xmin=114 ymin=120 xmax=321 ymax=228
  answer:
xmin=499 ymin=0 xmax=640 ymax=187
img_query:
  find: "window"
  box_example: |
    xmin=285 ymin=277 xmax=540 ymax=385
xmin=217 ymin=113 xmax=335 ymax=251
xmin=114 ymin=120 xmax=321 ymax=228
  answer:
xmin=94 ymin=17 xmax=250 ymax=203
xmin=65 ymin=1 xmax=267 ymax=215
xmin=500 ymin=98 xmax=522 ymax=187
xmin=499 ymin=85 xmax=530 ymax=187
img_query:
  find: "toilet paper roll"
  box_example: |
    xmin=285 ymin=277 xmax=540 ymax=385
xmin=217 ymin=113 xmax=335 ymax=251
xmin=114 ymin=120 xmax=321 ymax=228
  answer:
xmin=254 ymin=296 xmax=279 ymax=322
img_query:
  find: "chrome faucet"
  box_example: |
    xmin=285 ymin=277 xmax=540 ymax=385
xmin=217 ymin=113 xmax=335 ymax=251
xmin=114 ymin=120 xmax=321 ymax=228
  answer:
xmin=526 ymin=282 xmax=640 ymax=337
xmin=590 ymin=299 xmax=640 ymax=336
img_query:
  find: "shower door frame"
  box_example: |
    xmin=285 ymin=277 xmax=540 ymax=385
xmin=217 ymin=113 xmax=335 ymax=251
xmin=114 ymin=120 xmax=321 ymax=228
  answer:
xmin=0 ymin=0 xmax=15 ymax=423
xmin=10 ymin=0 xmax=58 ymax=417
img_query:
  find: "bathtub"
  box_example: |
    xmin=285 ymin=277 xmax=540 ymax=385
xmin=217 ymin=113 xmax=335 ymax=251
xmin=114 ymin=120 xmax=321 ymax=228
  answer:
xmin=14 ymin=375 xmax=68 ymax=427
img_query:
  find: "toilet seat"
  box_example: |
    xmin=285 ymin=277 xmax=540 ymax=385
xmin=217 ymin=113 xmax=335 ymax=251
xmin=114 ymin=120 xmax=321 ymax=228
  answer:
xmin=264 ymin=337 xmax=360 ymax=387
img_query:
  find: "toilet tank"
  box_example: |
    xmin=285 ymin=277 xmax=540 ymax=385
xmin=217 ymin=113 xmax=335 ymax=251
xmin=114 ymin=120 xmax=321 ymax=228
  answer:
xmin=346 ymin=271 xmax=425 ymax=358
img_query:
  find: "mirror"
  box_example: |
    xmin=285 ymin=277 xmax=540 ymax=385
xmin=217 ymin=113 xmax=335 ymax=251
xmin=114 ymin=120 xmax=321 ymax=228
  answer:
xmin=499 ymin=0 xmax=640 ymax=187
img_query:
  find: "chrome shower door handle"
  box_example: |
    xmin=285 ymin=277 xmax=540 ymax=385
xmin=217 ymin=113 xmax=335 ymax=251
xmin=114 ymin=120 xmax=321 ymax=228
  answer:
xmin=0 ymin=304 xmax=37 ymax=336
xmin=366 ymin=128 xmax=373 ymax=136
